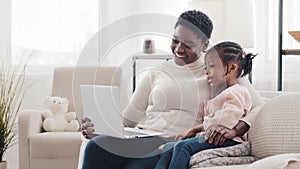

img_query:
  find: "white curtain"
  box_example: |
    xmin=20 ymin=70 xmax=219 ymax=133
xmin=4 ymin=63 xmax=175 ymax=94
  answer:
xmin=253 ymin=0 xmax=300 ymax=91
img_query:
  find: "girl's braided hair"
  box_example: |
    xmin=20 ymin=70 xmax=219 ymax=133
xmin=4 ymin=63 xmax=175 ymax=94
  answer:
xmin=208 ymin=41 xmax=256 ymax=78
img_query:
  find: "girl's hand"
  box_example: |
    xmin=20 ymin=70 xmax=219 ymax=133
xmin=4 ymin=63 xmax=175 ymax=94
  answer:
xmin=176 ymin=124 xmax=204 ymax=140
xmin=81 ymin=117 xmax=97 ymax=139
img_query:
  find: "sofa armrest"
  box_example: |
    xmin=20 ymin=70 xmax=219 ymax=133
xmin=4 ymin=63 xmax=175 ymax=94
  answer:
xmin=18 ymin=109 xmax=43 ymax=169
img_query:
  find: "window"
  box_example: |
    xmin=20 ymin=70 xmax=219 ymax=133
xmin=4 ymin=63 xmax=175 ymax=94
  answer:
xmin=11 ymin=0 xmax=98 ymax=65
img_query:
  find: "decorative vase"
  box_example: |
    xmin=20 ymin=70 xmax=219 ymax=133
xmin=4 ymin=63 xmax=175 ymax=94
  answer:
xmin=0 ymin=161 xmax=7 ymax=169
xmin=143 ymin=39 xmax=155 ymax=53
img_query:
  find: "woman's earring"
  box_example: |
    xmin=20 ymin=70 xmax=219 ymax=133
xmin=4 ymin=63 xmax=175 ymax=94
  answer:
xmin=202 ymin=41 xmax=209 ymax=51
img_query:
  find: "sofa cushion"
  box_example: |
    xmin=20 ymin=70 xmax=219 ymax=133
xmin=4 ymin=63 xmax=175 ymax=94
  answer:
xmin=246 ymin=153 xmax=300 ymax=169
xmin=249 ymin=93 xmax=300 ymax=158
xmin=30 ymin=132 xmax=82 ymax=158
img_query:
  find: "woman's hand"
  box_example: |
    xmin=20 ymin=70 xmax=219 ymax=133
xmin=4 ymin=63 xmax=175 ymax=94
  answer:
xmin=176 ymin=124 xmax=204 ymax=140
xmin=81 ymin=117 xmax=98 ymax=139
xmin=205 ymin=125 xmax=237 ymax=146
xmin=205 ymin=121 xmax=250 ymax=146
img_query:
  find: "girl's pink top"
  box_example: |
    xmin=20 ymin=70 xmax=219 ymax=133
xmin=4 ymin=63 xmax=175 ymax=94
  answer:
xmin=203 ymin=84 xmax=252 ymax=142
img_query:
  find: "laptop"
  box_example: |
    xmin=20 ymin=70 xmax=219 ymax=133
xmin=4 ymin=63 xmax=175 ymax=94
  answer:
xmin=80 ymin=85 xmax=165 ymax=139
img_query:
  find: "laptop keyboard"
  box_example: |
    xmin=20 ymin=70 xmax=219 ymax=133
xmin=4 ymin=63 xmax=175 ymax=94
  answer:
xmin=124 ymin=130 xmax=147 ymax=137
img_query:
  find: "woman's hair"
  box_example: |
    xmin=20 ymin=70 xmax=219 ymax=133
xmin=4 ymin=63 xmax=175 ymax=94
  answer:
xmin=208 ymin=41 xmax=256 ymax=78
xmin=175 ymin=10 xmax=213 ymax=41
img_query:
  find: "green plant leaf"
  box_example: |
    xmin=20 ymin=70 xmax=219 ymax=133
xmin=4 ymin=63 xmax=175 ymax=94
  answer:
xmin=0 ymin=59 xmax=29 ymax=162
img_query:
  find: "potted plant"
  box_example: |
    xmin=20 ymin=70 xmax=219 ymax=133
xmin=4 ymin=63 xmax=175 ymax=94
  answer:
xmin=0 ymin=60 xmax=27 ymax=169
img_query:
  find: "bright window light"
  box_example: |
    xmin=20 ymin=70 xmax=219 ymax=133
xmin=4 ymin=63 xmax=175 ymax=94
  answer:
xmin=11 ymin=0 xmax=98 ymax=65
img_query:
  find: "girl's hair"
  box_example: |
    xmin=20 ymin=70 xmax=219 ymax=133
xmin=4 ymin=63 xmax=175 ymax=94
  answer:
xmin=208 ymin=41 xmax=256 ymax=78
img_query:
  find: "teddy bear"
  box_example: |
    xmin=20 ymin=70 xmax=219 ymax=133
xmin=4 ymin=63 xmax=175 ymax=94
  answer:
xmin=42 ymin=96 xmax=80 ymax=132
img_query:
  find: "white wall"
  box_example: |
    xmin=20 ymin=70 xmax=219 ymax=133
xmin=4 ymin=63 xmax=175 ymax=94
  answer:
xmin=98 ymin=0 xmax=187 ymax=66
xmin=0 ymin=0 xmax=10 ymax=58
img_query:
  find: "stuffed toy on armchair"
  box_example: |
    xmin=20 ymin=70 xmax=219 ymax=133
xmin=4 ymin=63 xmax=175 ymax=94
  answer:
xmin=42 ymin=96 xmax=80 ymax=132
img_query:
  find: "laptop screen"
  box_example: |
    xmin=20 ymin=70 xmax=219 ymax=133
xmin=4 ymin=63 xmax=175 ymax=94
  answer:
xmin=80 ymin=85 xmax=125 ymax=138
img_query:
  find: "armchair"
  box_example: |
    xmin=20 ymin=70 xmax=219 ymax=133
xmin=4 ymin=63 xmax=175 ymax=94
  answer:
xmin=18 ymin=66 xmax=122 ymax=169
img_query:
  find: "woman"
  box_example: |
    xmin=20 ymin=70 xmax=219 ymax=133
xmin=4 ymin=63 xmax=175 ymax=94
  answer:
xmin=81 ymin=10 xmax=264 ymax=169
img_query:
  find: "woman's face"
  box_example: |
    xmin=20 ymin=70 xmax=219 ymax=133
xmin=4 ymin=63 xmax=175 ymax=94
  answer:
xmin=204 ymin=50 xmax=226 ymax=87
xmin=171 ymin=25 xmax=207 ymax=66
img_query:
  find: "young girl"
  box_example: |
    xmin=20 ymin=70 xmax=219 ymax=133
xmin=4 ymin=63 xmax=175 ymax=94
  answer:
xmin=154 ymin=41 xmax=256 ymax=169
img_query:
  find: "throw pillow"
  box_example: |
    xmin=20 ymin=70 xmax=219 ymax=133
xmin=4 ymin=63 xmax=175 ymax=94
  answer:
xmin=249 ymin=93 xmax=300 ymax=159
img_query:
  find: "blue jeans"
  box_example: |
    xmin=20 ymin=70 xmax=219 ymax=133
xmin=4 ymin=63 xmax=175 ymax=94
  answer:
xmin=81 ymin=135 xmax=167 ymax=169
xmin=154 ymin=136 xmax=239 ymax=169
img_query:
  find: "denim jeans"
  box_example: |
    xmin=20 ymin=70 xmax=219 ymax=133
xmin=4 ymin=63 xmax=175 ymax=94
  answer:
xmin=81 ymin=135 xmax=167 ymax=169
xmin=154 ymin=136 xmax=239 ymax=169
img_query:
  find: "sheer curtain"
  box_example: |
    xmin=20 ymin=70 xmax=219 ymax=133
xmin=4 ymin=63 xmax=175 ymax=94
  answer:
xmin=11 ymin=0 xmax=98 ymax=67
xmin=253 ymin=0 xmax=300 ymax=91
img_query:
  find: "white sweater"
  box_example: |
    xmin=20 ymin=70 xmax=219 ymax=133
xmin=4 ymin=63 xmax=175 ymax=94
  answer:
xmin=122 ymin=59 xmax=264 ymax=140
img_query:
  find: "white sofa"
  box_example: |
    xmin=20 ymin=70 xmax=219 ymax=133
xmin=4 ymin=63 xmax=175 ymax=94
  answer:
xmin=19 ymin=65 xmax=300 ymax=169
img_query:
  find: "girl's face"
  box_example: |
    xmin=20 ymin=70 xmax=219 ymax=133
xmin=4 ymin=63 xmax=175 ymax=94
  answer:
xmin=204 ymin=50 xmax=227 ymax=87
xmin=171 ymin=25 xmax=208 ymax=66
